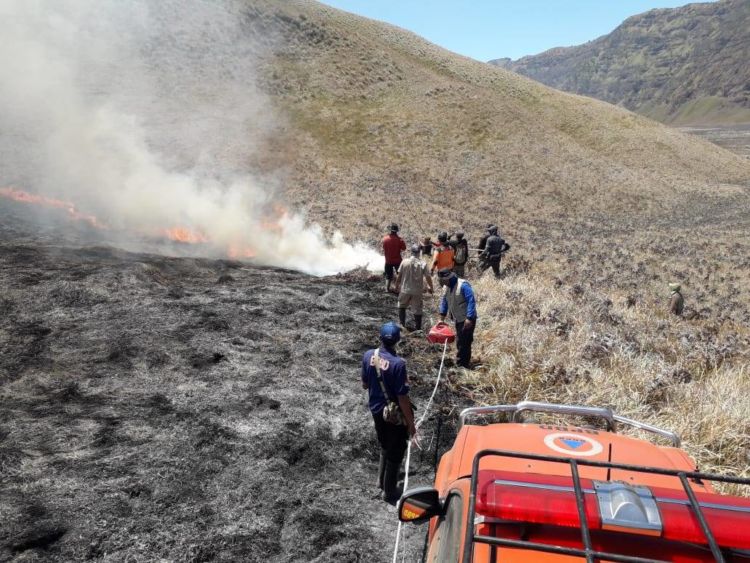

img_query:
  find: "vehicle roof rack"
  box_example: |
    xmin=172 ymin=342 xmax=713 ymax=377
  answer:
xmin=462 ymin=449 xmax=750 ymax=563
xmin=459 ymin=401 xmax=681 ymax=447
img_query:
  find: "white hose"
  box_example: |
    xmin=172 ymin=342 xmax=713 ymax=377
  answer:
xmin=392 ymin=339 xmax=449 ymax=563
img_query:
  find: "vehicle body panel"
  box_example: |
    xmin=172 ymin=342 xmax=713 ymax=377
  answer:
xmin=438 ymin=423 xmax=711 ymax=493
xmin=422 ymin=420 xmax=749 ymax=562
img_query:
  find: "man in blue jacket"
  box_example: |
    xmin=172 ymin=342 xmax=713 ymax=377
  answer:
xmin=437 ymin=268 xmax=478 ymax=369
xmin=361 ymin=322 xmax=416 ymax=504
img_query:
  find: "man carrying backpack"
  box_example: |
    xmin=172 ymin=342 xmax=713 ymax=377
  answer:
xmin=395 ymin=244 xmax=434 ymax=331
xmin=450 ymin=231 xmax=469 ymax=278
xmin=361 ymin=322 xmax=416 ymax=504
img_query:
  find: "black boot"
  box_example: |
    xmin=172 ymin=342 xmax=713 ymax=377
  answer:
xmin=414 ymin=315 xmax=422 ymax=331
xmin=377 ymin=450 xmax=387 ymax=490
xmin=398 ymin=307 xmax=407 ymax=328
xmin=383 ymin=460 xmax=402 ymax=505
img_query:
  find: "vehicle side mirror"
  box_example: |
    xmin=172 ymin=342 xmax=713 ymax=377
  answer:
xmin=398 ymin=487 xmax=443 ymax=523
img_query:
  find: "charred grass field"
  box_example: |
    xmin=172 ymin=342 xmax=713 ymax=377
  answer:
xmin=2 ymin=168 xmax=750 ymax=561
xmin=0 ymin=206 xmax=446 ymax=561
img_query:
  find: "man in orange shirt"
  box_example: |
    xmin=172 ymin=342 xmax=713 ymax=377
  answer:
xmin=381 ymin=223 xmax=406 ymax=293
xmin=430 ymin=232 xmax=455 ymax=275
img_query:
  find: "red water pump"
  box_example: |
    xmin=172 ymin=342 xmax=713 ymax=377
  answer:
xmin=427 ymin=322 xmax=455 ymax=344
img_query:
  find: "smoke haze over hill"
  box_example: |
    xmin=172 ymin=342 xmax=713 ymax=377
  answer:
xmin=0 ymin=0 xmax=382 ymax=275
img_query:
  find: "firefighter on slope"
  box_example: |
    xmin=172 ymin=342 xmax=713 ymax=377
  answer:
xmin=361 ymin=322 xmax=416 ymax=504
xmin=381 ymin=223 xmax=406 ymax=293
xmin=395 ymin=244 xmax=434 ymax=331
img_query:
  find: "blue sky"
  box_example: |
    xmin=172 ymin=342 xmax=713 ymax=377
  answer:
xmin=320 ymin=1 xmax=712 ymax=61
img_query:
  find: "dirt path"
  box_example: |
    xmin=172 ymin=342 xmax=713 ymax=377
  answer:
xmin=0 ymin=214 xmax=454 ymax=562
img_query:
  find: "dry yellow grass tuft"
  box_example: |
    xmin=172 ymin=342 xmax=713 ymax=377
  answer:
xmin=465 ymin=264 xmax=749 ymax=484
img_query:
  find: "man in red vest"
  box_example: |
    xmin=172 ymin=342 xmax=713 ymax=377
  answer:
xmin=381 ymin=223 xmax=406 ymax=293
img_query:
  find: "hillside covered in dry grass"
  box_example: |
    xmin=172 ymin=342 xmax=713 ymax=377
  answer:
xmin=246 ymin=1 xmax=749 ymax=235
xmin=252 ymin=0 xmax=750 ymax=478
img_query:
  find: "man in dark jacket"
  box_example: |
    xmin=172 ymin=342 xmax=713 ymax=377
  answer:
xmin=477 ymin=223 xmax=493 ymax=252
xmin=482 ymin=226 xmax=510 ymax=277
xmin=361 ymin=322 xmax=416 ymax=504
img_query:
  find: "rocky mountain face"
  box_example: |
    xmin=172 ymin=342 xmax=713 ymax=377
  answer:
xmin=490 ymin=0 xmax=750 ymax=125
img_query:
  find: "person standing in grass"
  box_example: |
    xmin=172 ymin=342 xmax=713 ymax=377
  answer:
xmin=669 ymin=283 xmax=684 ymax=316
xmin=481 ymin=225 xmax=510 ymax=278
xmin=361 ymin=322 xmax=416 ymax=504
xmin=437 ymin=268 xmax=478 ymax=369
xmin=477 ymin=223 xmax=494 ymax=252
xmin=382 ymin=223 xmax=406 ymax=293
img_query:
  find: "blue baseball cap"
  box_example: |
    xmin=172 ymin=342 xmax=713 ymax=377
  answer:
xmin=379 ymin=321 xmax=401 ymax=345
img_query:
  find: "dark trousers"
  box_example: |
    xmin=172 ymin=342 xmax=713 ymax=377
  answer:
xmin=372 ymin=411 xmax=408 ymax=464
xmin=455 ymin=320 xmax=475 ymax=368
xmin=384 ymin=262 xmax=400 ymax=281
xmin=489 ymin=257 xmax=501 ymax=277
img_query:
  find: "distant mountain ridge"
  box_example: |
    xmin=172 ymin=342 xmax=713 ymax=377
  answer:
xmin=489 ymin=0 xmax=750 ymax=125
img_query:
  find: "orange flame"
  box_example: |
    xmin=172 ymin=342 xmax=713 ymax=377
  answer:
xmin=0 ymin=186 xmax=107 ymax=229
xmin=228 ymin=243 xmax=256 ymax=259
xmin=1 ymin=186 xmax=287 ymax=262
xmin=259 ymin=203 xmax=288 ymax=233
xmin=162 ymin=227 xmax=208 ymax=244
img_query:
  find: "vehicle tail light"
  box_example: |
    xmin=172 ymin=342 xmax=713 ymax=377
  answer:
xmin=476 ymin=470 xmax=750 ymax=550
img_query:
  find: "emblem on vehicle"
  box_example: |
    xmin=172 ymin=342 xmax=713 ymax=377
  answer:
xmin=543 ymin=432 xmax=603 ymax=457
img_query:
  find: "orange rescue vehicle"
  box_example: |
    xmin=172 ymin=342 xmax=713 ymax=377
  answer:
xmin=398 ymin=402 xmax=750 ymax=562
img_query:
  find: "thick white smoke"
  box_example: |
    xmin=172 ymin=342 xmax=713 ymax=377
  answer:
xmin=0 ymin=0 xmax=383 ymax=276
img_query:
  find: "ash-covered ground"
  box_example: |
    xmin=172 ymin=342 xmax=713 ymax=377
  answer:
xmin=0 ymin=205 xmax=458 ymax=562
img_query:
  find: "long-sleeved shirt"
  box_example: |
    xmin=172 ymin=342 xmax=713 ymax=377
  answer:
xmin=439 ymin=277 xmax=477 ymax=321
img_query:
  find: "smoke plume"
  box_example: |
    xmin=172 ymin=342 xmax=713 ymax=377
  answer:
xmin=0 ymin=0 xmax=383 ymax=276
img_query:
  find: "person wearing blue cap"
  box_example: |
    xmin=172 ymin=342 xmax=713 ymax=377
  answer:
xmin=438 ymin=268 xmax=478 ymax=369
xmin=361 ymin=322 xmax=416 ymax=504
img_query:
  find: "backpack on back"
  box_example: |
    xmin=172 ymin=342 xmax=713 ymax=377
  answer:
xmin=454 ymin=242 xmax=468 ymax=265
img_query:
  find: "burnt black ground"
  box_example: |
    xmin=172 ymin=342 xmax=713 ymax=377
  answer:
xmin=0 ymin=205 xmax=461 ymax=562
